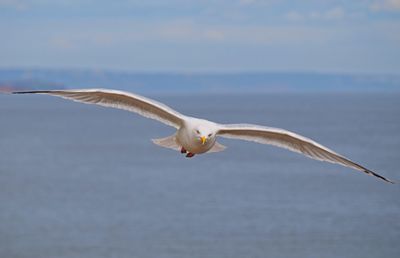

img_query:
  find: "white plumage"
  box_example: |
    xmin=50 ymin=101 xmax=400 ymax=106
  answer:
xmin=13 ymin=89 xmax=394 ymax=183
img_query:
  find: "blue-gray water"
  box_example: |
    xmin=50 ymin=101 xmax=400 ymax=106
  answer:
xmin=1 ymin=93 xmax=399 ymax=258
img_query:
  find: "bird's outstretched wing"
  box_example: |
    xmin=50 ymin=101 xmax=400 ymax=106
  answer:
xmin=217 ymin=124 xmax=394 ymax=183
xmin=13 ymin=89 xmax=185 ymax=128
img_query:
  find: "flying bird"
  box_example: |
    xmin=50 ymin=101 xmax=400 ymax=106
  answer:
xmin=13 ymin=89 xmax=394 ymax=183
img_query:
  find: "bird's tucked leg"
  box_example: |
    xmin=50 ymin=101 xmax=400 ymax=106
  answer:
xmin=181 ymin=146 xmax=194 ymax=157
xmin=186 ymin=152 xmax=195 ymax=158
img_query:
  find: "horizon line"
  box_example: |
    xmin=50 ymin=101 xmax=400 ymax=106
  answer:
xmin=1 ymin=66 xmax=400 ymax=77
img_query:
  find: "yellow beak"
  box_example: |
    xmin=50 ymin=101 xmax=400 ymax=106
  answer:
xmin=200 ymin=136 xmax=207 ymax=145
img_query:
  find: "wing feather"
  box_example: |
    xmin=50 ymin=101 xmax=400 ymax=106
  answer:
xmin=13 ymin=89 xmax=185 ymax=128
xmin=217 ymin=124 xmax=393 ymax=183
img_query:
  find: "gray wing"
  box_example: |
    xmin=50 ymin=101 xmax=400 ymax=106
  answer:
xmin=13 ymin=89 xmax=185 ymax=128
xmin=217 ymin=123 xmax=394 ymax=183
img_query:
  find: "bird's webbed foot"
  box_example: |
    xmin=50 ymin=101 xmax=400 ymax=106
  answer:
xmin=185 ymin=152 xmax=195 ymax=158
xmin=181 ymin=146 xmax=195 ymax=157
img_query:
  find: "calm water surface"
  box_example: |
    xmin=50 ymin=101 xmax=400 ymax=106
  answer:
xmin=0 ymin=93 xmax=399 ymax=258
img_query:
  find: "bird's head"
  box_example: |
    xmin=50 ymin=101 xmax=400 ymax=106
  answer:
xmin=194 ymin=126 xmax=215 ymax=145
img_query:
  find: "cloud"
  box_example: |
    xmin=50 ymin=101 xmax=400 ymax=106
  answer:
xmin=159 ymin=23 xmax=196 ymax=40
xmin=285 ymin=11 xmax=305 ymax=22
xmin=50 ymin=37 xmax=72 ymax=49
xmin=0 ymin=0 xmax=91 ymax=11
xmin=152 ymin=22 xmax=337 ymax=45
xmin=204 ymin=29 xmax=225 ymax=41
xmin=238 ymin=0 xmax=256 ymax=5
xmin=370 ymin=0 xmax=400 ymax=11
xmin=325 ymin=7 xmax=345 ymax=20
xmin=0 ymin=0 xmax=28 ymax=10
xmin=38 ymin=18 xmax=336 ymax=49
xmin=1 ymin=1 xmax=399 ymax=73
xmin=131 ymin=21 xmax=227 ymax=43
xmin=285 ymin=7 xmax=346 ymax=22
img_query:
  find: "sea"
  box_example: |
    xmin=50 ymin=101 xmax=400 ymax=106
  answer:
xmin=0 ymin=93 xmax=399 ymax=258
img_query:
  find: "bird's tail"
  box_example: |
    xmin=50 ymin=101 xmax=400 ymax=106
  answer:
xmin=152 ymin=134 xmax=181 ymax=151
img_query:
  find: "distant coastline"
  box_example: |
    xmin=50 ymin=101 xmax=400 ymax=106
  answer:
xmin=0 ymin=79 xmax=65 ymax=93
xmin=1 ymin=68 xmax=399 ymax=94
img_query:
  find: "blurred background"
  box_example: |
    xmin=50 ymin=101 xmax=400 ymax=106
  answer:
xmin=0 ymin=1 xmax=399 ymax=258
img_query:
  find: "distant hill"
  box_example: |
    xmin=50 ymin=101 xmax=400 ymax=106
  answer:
xmin=0 ymin=69 xmax=399 ymax=94
xmin=0 ymin=78 xmax=65 ymax=93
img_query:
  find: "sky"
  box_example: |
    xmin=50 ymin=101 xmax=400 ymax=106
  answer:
xmin=0 ymin=0 xmax=399 ymax=74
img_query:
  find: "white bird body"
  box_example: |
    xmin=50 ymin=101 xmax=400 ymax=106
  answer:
xmin=13 ymin=88 xmax=394 ymax=183
xmin=176 ymin=118 xmax=219 ymax=154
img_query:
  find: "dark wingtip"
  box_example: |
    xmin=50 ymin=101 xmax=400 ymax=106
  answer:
xmin=12 ymin=90 xmax=52 ymax=94
xmin=385 ymin=178 xmax=396 ymax=184
xmin=366 ymin=169 xmax=395 ymax=184
xmin=381 ymin=177 xmax=395 ymax=184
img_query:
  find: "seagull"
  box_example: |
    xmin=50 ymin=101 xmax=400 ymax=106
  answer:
xmin=13 ymin=89 xmax=394 ymax=183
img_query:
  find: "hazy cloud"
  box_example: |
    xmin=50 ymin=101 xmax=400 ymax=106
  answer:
xmin=50 ymin=36 xmax=74 ymax=50
xmin=1 ymin=0 xmax=399 ymax=73
xmin=204 ymin=29 xmax=225 ymax=41
xmin=238 ymin=0 xmax=256 ymax=5
xmin=370 ymin=0 xmax=400 ymax=11
xmin=285 ymin=11 xmax=305 ymax=22
xmin=285 ymin=7 xmax=345 ymax=22
xmin=0 ymin=0 xmax=28 ymax=10
xmin=325 ymin=7 xmax=345 ymax=19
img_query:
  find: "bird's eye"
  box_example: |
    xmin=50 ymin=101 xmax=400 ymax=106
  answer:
xmin=208 ymin=133 xmax=212 ymax=137
xmin=196 ymin=130 xmax=200 ymax=134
